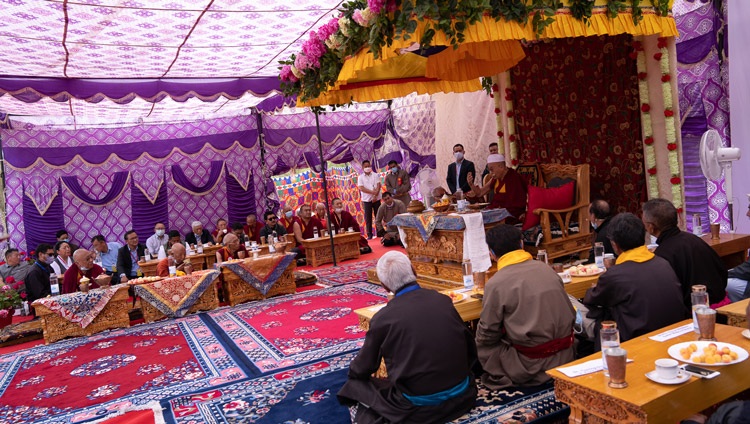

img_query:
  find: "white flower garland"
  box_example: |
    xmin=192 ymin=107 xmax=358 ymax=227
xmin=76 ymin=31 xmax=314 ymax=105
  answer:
xmin=658 ymin=37 xmax=683 ymax=214
xmin=491 ymin=76 xmax=506 ymax=156
xmin=634 ymin=40 xmax=659 ymax=199
xmin=505 ymin=73 xmax=519 ymax=168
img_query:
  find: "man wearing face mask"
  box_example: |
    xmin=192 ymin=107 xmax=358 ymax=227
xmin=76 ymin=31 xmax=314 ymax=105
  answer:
xmin=385 ymin=160 xmax=411 ymax=206
xmin=146 ymin=222 xmax=169 ymax=257
xmin=358 ymin=160 xmax=382 ymax=240
xmin=587 ymin=200 xmax=615 ymax=264
xmin=56 ymin=229 xmax=79 ymax=253
xmin=329 ymin=197 xmax=372 ymax=253
xmin=446 ymin=144 xmax=476 ymax=195
xmin=279 ymin=205 xmax=296 ymax=234
xmin=62 ymin=249 xmax=107 ymax=294
xmin=24 ymin=243 xmax=55 ymax=308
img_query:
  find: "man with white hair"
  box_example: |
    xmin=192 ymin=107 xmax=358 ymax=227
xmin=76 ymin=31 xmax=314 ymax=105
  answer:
xmin=338 ymin=251 xmax=477 ymax=423
xmin=468 ymin=153 xmax=527 ymax=224
xmin=185 ymin=220 xmax=213 ymax=246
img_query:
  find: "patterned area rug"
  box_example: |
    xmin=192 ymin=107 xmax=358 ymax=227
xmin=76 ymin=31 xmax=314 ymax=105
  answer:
xmin=312 ymin=260 xmax=378 ymax=287
xmin=204 ymin=283 xmax=387 ymax=375
xmin=452 ymin=381 xmax=569 ymax=423
xmin=0 ymin=315 xmax=250 ymax=424
xmin=162 ymin=352 xmax=355 ymax=424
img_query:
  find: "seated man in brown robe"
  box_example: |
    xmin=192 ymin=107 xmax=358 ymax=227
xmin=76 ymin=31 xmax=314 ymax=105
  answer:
xmin=156 ymin=243 xmax=189 ymax=277
xmin=338 ymin=251 xmax=477 ymax=423
xmin=291 ymin=204 xmax=324 ymax=260
xmin=583 ymin=213 xmax=686 ymax=345
xmin=476 ymin=224 xmax=575 ymax=389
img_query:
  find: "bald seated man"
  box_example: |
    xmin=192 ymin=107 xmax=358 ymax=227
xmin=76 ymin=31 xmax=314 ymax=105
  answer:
xmin=62 ymin=248 xmax=107 ymax=293
xmin=216 ymin=233 xmax=247 ymax=262
xmin=156 ymin=243 xmax=189 ymax=277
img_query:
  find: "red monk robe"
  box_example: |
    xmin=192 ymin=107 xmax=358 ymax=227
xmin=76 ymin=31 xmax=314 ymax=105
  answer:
xmin=293 ymin=216 xmax=324 ymax=255
xmin=330 ymin=210 xmax=370 ymax=249
xmin=62 ymin=263 xmax=105 ymax=294
xmin=243 ymin=222 xmax=264 ymax=244
xmin=488 ymin=167 xmax=528 ymax=223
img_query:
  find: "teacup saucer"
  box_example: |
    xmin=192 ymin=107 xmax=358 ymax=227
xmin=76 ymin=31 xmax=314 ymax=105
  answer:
xmin=742 ymin=329 xmax=750 ymax=340
xmin=645 ymin=370 xmax=690 ymax=385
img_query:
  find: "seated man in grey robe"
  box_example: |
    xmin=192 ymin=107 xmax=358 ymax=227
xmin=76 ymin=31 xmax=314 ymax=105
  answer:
xmin=476 ymin=224 xmax=576 ymax=389
xmin=583 ymin=213 xmax=686 ymax=346
xmin=337 ymin=251 xmax=477 ymax=423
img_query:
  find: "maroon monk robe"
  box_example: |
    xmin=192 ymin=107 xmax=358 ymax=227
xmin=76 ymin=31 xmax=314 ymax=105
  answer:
xmin=243 ymin=222 xmax=264 ymax=244
xmin=488 ymin=167 xmax=528 ymax=222
xmin=330 ymin=210 xmax=370 ymax=248
xmin=62 ymin=263 xmax=105 ymax=294
xmin=294 ymin=216 xmax=324 ymax=255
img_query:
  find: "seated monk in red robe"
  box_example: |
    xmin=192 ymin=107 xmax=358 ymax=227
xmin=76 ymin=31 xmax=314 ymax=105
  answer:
xmin=292 ymin=204 xmax=323 ymax=257
xmin=278 ymin=204 xmax=296 ymax=236
xmin=62 ymin=249 xmax=107 ymax=293
xmin=243 ymin=214 xmax=264 ymax=244
xmin=329 ymin=198 xmax=371 ymax=253
xmin=215 ymin=234 xmax=247 ymax=262
xmin=467 ymin=153 xmax=527 ymax=224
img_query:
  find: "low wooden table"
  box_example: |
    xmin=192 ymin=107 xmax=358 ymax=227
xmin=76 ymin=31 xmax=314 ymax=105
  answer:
xmin=717 ymin=298 xmax=750 ymax=328
xmin=299 ymin=232 xmax=361 ymax=267
xmin=354 ymin=289 xmax=482 ymax=331
xmin=221 ymin=253 xmax=296 ymax=306
xmin=547 ymin=320 xmax=750 ymax=423
xmin=32 ymin=285 xmax=131 ymax=344
xmin=701 ymin=233 xmax=750 ymax=269
xmin=135 ymin=271 xmax=220 ymax=323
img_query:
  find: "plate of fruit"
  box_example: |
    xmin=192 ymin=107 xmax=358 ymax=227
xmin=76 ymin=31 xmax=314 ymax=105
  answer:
xmin=445 ymin=292 xmax=467 ymax=304
xmin=568 ymin=264 xmax=605 ymax=277
xmin=669 ymin=341 xmax=748 ymax=366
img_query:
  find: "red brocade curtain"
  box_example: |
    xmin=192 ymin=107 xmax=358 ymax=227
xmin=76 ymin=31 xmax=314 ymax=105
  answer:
xmin=510 ymin=35 xmax=646 ymax=214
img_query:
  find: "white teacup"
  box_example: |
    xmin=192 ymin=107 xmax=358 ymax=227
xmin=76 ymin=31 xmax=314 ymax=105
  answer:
xmin=654 ymin=358 xmax=679 ymax=379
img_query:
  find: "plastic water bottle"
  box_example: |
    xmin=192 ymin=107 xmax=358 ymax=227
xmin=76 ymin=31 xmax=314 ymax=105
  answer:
xmin=144 ymin=248 xmax=151 ymax=261
xmin=594 ymin=242 xmax=605 ymax=268
xmin=50 ymin=273 xmax=60 ymax=295
xmin=313 ymin=227 xmax=319 ymax=239
xmin=272 ymin=230 xmax=278 ymax=243
xmin=692 ymin=214 xmax=702 ymax=236
xmin=536 ymin=249 xmax=548 ymax=265
xmin=462 ymin=259 xmax=474 ymax=290
xmin=600 ymin=321 xmax=620 ymax=376
xmin=168 ymin=255 xmax=177 ymax=276
xmin=691 ymin=285 xmax=709 ymax=334
xmin=197 ymin=244 xmax=204 ymax=254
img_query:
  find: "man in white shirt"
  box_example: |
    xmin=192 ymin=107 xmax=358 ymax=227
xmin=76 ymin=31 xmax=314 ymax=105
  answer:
xmin=358 ymin=160 xmax=382 ymax=240
xmin=145 ymin=222 xmax=168 ymax=257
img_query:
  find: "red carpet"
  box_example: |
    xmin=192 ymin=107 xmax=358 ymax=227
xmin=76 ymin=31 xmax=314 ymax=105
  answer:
xmin=295 ymin=236 xmax=405 ymax=272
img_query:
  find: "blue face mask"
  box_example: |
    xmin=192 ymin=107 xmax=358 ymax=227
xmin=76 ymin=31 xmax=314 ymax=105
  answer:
xmin=591 ymin=222 xmax=599 ymax=230
xmin=285 ymin=211 xmax=293 ymax=219
xmin=391 ymin=167 xmax=398 ymax=174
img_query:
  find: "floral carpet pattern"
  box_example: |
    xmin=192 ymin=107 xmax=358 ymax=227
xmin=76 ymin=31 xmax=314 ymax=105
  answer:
xmin=311 ymin=260 xmax=378 ymax=287
xmin=205 ymin=283 xmax=387 ymax=374
xmin=0 ymin=315 xmax=249 ymax=424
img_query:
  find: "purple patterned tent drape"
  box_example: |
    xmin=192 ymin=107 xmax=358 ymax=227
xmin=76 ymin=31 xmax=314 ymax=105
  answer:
xmin=131 ymin=177 xmax=169 ymax=242
xmin=22 ymin=182 xmax=65 ymax=250
xmin=171 ymin=161 xmax=225 ymax=194
xmin=61 ymin=172 xmax=130 ymax=206
xmin=226 ymin=174 xmax=256 ymax=226
xmin=676 ymin=0 xmax=730 ymax=231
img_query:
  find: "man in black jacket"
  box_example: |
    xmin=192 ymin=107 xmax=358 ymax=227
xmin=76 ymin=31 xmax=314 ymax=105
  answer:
xmin=587 ymin=200 xmax=616 ymax=264
xmin=727 ymin=205 xmax=750 ymax=301
xmin=642 ymin=198 xmax=728 ymax=310
xmin=117 ymin=230 xmax=147 ymax=283
xmin=446 ymin=143 xmax=476 ymax=195
xmin=338 ymin=251 xmax=477 ymax=423
xmin=25 ymin=243 xmax=55 ymax=311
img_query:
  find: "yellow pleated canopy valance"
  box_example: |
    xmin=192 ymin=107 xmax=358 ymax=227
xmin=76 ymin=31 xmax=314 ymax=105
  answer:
xmin=299 ymin=0 xmax=677 ymax=107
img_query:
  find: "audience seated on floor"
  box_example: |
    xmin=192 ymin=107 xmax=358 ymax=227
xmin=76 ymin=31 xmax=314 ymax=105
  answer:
xmin=581 ymin=213 xmax=686 ymax=347
xmin=642 ymin=198 xmax=728 ymax=311
xmin=476 ymin=224 xmax=575 ymax=389
xmin=337 ymin=251 xmax=477 ymax=423
xmin=375 ymin=192 xmax=406 ymax=247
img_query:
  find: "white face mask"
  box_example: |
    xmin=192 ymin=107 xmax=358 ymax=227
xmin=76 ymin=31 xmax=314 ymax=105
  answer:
xmin=334 ymin=207 xmax=343 ymax=214
xmin=156 ymin=229 xmax=165 ymax=237
xmin=454 ymin=152 xmax=463 ymax=161
xmin=363 ymin=167 xmax=372 ymax=173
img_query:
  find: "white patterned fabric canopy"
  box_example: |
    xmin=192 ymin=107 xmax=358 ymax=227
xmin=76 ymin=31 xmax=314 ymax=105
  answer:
xmin=0 ymin=0 xmax=344 ymax=125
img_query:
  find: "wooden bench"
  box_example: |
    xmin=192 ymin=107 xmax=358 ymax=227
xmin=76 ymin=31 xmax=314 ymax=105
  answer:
xmin=299 ymin=232 xmax=361 ymax=267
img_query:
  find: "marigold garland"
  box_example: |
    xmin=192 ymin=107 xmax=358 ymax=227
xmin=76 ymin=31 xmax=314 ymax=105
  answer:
xmin=634 ymin=40 xmax=659 ymax=199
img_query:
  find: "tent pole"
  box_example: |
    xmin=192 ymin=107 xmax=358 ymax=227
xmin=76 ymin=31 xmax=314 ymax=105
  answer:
xmin=315 ymin=110 xmax=337 ymax=267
